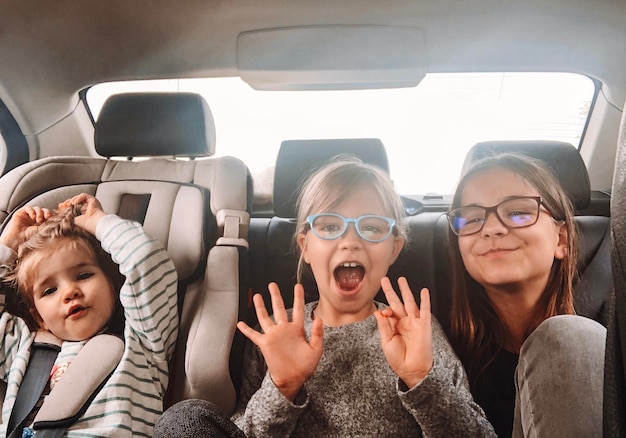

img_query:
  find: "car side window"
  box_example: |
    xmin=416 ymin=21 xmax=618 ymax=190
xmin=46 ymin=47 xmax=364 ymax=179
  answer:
xmin=0 ymin=134 xmax=7 ymax=175
xmin=0 ymin=98 xmax=29 ymax=176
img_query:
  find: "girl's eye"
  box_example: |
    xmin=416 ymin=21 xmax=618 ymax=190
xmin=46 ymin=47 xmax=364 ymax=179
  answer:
xmin=77 ymin=272 xmax=94 ymax=281
xmin=361 ymin=225 xmax=381 ymax=233
xmin=508 ymin=209 xmax=529 ymax=216
xmin=359 ymin=227 xmax=381 ymax=239
xmin=320 ymin=224 xmax=341 ymax=233
xmin=42 ymin=287 xmax=57 ymax=297
xmin=463 ymin=216 xmax=484 ymax=225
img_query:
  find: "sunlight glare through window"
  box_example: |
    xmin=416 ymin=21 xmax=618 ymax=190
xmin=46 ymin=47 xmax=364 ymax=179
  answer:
xmin=87 ymin=73 xmax=594 ymax=197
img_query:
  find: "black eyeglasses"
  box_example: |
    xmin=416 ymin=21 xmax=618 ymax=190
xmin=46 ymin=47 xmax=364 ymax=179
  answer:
xmin=306 ymin=213 xmax=396 ymax=243
xmin=447 ymin=196 xmax=548 ymax=236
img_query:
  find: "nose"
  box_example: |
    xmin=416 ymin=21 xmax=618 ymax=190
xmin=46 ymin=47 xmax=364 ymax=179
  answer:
xmin=62 ymin=283 xmax=83 ymax=302
xmin=340 ymin=223 xmax=363 ymax=249
xmin=480 ymin=211 xmax=508 ymax=237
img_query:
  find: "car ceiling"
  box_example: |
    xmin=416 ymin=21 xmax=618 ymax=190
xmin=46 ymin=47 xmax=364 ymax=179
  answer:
xmin=0 ymin=0 xmax=625 ymax=136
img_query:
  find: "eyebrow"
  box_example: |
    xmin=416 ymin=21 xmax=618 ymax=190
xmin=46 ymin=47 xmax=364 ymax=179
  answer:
xmin=461 ymin=195 xmax=540 ymax=208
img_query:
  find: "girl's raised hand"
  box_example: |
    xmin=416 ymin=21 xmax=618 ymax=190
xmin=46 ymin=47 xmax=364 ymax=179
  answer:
xmin=0 ymin=205 xmax=51 ymax=250
xmin=374 ymin=276 xmax=433 ymax=389
xmin=59 ymin=193 xmax=106 ymax=235
xmin=237 ymin=282 xmax=323 ymax=402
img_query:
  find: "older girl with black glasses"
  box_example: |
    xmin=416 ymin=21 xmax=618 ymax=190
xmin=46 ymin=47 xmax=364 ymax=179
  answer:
xmin=446 ymin=153 xmax=606 ymax=438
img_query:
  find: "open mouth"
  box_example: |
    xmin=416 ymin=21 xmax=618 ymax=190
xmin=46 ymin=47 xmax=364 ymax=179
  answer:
xmin=334 ymin=262 xmax=365 ymax=291
xmin=67 ymin=305 xmax=87 ymax=318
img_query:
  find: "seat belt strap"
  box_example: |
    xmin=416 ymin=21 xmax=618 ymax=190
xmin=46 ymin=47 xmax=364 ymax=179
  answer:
xmin=33 ymin=334 xmax=124 ymax=435
xmin=6 ymin=341 xmax=60 ymax=438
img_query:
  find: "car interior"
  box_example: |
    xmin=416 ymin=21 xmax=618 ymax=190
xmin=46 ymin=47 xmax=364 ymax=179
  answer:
xmin=0 ymin=0 xmax=625 ymax=435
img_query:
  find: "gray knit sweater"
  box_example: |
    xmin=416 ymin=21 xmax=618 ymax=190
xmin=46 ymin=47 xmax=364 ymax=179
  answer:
xmin=232 ymin=301 xmax=496 ymax=437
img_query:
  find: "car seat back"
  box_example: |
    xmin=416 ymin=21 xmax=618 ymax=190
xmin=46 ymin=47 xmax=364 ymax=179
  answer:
xmin=0 ymin=92 xmax=251 ymax=415
xmin=603 ymin=103 xmax=626 ymax=437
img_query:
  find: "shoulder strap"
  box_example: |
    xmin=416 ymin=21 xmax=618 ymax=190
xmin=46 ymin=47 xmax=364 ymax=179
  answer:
xmin=7 ymin=331 xmax=62 ymax=438
xmin=32 ymin=334 xmax=124 ymax=436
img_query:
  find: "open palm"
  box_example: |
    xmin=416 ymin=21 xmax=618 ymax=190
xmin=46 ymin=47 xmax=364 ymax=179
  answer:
xmin=237 ymin=282 xmax=323 ymax=401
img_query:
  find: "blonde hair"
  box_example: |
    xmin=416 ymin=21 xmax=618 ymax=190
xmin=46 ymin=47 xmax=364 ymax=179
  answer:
xmin=294 ymin=156 xmax=407 ymax=283
xmin=9 ymin=206 xmax=124 ymax=330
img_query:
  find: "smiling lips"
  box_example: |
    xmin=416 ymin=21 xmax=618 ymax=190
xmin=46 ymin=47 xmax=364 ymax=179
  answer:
xmin=481 ymin=247 xmax=517 ymax=257
xmin=334 ymin=262 xmax=365 ymax=292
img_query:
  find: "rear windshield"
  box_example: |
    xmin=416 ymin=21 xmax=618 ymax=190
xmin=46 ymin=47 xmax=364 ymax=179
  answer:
xmin=87 ymin=73 xmax=595 ymax=197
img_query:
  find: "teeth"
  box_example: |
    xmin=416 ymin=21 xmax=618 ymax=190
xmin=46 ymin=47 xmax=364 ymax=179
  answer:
xmin=341 ymin=262 xmax=359 ymax=268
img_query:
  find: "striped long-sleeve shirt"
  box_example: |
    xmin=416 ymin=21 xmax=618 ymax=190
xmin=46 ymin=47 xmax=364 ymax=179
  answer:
xmin=0 ymin=214 xmax=178 ymax=437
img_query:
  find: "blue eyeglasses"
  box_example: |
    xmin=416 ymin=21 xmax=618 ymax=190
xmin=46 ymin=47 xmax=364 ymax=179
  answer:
xmin=306 ymin=213 xmax=396 ymax=243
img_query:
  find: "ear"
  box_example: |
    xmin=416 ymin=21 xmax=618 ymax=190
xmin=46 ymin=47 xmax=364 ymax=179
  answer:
xmin=390 ymin=236 xmax=405 ymax=265
xmin=296 ymin=233 xmax=309 ymax=264
xmin=554 ymin=222 xmax=568 ymax=260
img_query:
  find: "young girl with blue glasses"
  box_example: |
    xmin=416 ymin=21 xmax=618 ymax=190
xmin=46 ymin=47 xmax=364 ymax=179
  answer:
xmin=155 ymin=157 xmax=495 ymax=437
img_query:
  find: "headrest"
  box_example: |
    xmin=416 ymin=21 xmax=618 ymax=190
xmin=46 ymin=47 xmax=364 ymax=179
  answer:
xmin=273 ymin=138 xmax=389 ymax=217
xmin=95 ymin=92 xmax=216 ymax=158
xmin=462 ymin=140 xmax=591 ymax=210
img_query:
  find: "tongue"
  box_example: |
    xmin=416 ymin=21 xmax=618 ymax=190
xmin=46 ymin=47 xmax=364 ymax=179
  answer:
xmin=335 ymin=266 xmax=364 ymax=291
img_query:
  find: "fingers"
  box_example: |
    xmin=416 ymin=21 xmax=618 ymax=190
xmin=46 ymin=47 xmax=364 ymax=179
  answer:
xmin=382 ymin=277 xmax=431 ymax=321
xmin=381 ymin=277 xmax=407 ymax=318
xmin=268 ymin=282 xmax=288 ymax=324
xmin=419 ymin=288 xmax=431 ymax=322
xmin=291 ymin=283 xmax=305 ymax=325
xmin=309 ymin=316 xmax=324 ymax=351
xmin=236 ymin=321 xmax=263 ymax=344
xmin=42 ymin=207 xmax=52 ymax=221
xmin=397 ymin=277 xmax=419 ymax=317
xmin=59 ymin=193 xmax=89 ymax=207
xmin=251 ymin=293 xmax=273 ymax=332
xmin=374 ymin=309 xmax=394 ymax=343
xmin=18 ymin=206 xmax=48 ymax=224
xmin=58 ymin=193 xmax=103 ymax=215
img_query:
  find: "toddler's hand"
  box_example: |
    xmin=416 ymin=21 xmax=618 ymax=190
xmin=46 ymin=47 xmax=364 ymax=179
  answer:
xmin=58 ymin=193 xmax=106 ymax=235
xmin=375 ymin=277 xmax=433 ymax=389
xmin=237 ymin=282 xmax=323 ymax=402
xmin=0 ymin=206 xmax=51 ymax=250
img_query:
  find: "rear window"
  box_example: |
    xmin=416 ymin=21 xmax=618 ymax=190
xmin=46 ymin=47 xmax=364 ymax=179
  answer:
xmin=87 ymin=73 xmax=595 ymax=197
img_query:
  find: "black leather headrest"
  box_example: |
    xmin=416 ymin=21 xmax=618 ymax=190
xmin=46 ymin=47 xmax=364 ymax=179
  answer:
xmin=273 ymin=138 xmax=389 ymax=217
xmin=462 ymin=140 xmax=591 ymax=210
xmin=95 ymin=92 xmax=216 ymax=157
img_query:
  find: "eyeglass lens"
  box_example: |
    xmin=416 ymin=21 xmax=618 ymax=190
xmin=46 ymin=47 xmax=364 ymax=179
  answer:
xmin=310 ymin=214 xmax=393 ymax=242
xmin=450 ymin=197 xmax=540 ymax=236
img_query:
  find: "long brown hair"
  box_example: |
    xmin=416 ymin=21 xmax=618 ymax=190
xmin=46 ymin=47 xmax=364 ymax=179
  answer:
xmin=448 ymin=153 xmax=577 ymax=383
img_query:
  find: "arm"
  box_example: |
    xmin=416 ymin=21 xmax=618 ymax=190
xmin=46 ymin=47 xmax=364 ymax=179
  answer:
xmin=0 ymin=312 xmax=34 ymax=381
xmin=97 ymin=215 xmax=179 ymax=363
xmin=232 ymin=283 xmax=323 ymax=437
xmin=375 ymin=277 xmax=495 ymax=437
xmin=231 ymin=337 xmax=310 ymax=437
xmin=62 ymin=194 xmax=178 ymax=366
xmin=399 ymin=318 xmax=496 ymax=437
